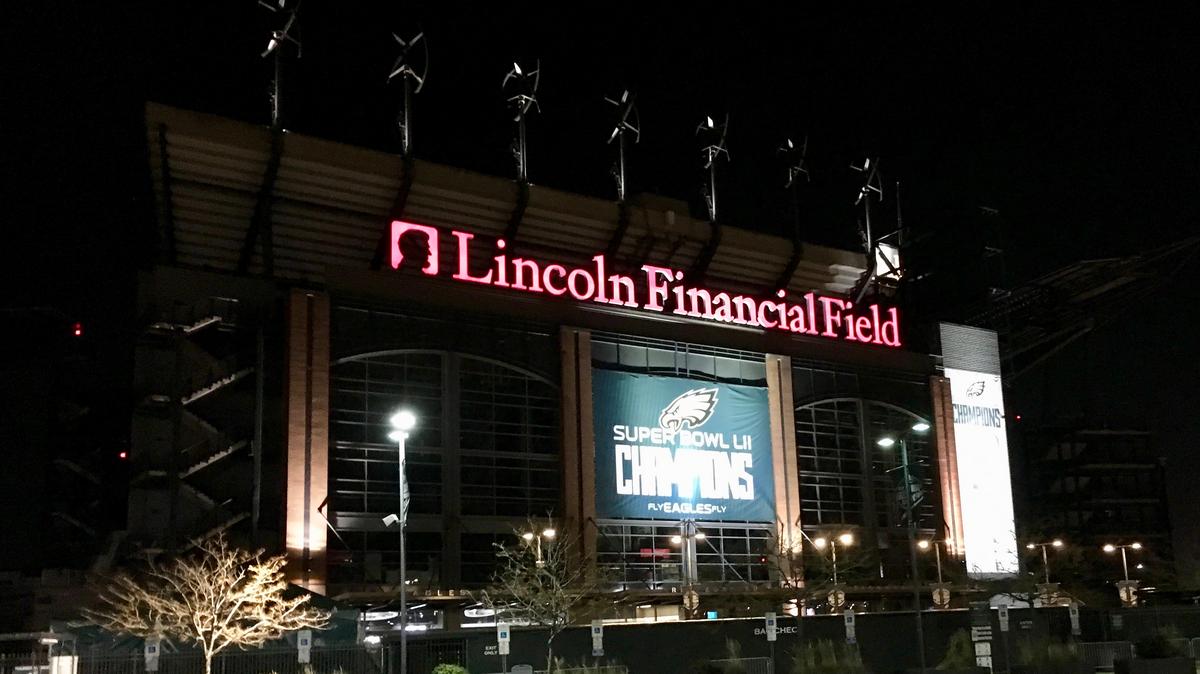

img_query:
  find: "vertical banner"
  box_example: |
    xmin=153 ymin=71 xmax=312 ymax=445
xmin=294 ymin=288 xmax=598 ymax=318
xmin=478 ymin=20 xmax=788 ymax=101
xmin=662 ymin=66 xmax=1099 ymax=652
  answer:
xmin=591 ymin=370 xmax=775 ymax=522
xmin=940 ymin=323 xmax=1019 ymax=578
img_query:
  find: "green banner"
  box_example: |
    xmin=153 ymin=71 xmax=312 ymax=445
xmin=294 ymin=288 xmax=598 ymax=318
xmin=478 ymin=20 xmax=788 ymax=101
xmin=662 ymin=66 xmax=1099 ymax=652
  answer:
xmin=592 ymin=369 xmax=775 ymax=522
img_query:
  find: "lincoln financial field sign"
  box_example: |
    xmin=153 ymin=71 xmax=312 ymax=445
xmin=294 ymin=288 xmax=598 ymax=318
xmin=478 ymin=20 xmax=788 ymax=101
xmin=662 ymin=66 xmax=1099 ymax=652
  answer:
xmin=592 ymin=370 xmax=775 ymax=522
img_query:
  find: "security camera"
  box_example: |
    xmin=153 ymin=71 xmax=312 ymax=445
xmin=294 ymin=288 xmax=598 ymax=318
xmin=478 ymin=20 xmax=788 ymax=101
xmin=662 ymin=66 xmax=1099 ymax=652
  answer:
xmin=383 ymin=514 xmax=400 ymax=527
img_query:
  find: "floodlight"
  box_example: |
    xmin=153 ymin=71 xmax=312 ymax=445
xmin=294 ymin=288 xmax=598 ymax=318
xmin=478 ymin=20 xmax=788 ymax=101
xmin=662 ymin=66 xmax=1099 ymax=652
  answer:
xmin=912 ymin=422 xmax=931 ymax=432
xmin=542 ymin=528 xmax=556 ymax=539
xmin=877 ymin=437 xmax=896 ymax=448
xmin=390 ymin=409 xmax=418 ymax=431
xmin=382 ymin=514 xmax=400 ymax=527
xmin=522 ymin=532 xmax=535 ymax=542
xmin=813 ymin=537 xmax=828 ymax=550
xmin=838 ymin=533 xmax=854 ymax=546
xmin=1052 ymin=539 xmax=1064 ymax=548
xmin=1103 ymin=544 xmax=1116 ymax=553
xmin=1131 ymin=542 xmax=1143 ymax=550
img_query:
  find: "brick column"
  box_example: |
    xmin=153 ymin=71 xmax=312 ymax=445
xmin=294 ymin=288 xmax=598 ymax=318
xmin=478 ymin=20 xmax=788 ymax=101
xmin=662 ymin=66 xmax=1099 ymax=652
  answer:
xmin=930 ymin=375 xmax=966 ymax=558
xmin=767 ymin=354 xmax=803 ymax=581
xmin=560 ymin=327 xmax=597 ymax=566
xmin=284 ymin=289 xmax=330 ymax=594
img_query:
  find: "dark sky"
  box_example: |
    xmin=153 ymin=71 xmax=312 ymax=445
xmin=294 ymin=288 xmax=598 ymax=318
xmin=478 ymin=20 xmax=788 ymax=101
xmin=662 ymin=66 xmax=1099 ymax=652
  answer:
xmin=2 ymin=3 xmax=1198 ymax=573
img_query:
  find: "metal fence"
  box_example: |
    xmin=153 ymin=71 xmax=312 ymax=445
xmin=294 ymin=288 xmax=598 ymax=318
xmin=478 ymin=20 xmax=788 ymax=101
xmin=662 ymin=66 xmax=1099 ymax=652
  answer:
xmin=1 ymin=647 xmax=384 ymax=674
xmin=707 ymin=657 xmax=772 ymax=674
xmin=535 ymin=662 xmax=628 ymax=666
xmin=1078 ymin=641 xmax=1134 ymax=670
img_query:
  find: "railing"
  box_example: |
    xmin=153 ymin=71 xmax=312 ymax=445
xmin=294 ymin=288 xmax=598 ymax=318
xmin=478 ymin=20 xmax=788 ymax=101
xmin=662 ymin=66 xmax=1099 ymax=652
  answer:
xmin=708 ymin=657 xmax=773 ymax=674
xmin=1078 ymin=641 xmax=1133 ymax=671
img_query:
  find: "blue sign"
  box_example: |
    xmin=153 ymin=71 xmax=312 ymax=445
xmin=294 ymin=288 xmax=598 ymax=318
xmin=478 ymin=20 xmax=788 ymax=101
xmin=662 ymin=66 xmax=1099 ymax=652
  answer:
xmin=592 ymin=370 xmax=775 ymax=522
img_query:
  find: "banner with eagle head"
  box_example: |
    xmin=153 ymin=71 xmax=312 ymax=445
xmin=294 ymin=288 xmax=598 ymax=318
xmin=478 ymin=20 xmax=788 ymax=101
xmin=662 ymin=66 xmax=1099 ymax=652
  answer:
xmin=591 ymin=369 xmax=775 ymax=522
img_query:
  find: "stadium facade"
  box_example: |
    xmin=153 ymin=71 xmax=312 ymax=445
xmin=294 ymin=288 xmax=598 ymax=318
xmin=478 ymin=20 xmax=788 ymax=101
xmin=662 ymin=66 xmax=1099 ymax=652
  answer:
xmin=129 ymin=103 xmax=1018 ymax=628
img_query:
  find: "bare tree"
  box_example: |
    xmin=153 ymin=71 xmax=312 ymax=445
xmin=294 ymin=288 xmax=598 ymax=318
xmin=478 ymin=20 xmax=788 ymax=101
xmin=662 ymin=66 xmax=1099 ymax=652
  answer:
xmin=85 ymin=534 xmax=330 ymax=674
xmin=476 ymin=520 xmax=601 ymax=673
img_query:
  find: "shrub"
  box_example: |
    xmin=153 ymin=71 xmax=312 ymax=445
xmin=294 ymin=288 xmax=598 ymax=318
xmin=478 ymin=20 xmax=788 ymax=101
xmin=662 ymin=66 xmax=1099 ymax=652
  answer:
xmin=1015 ymin=638 xmax=1081 ymax=672
xmin=1133 ymin=626 xmax=1185 ymax=659
xmin=790 ymin=639 xmax=869 ymax=674
xmin=432 ymin=664 xmax=469 ymax=674
xmin=937 ymin=629 xmax=976 ymax=670
xmin=547 ymin=657 xmax=625 ymax=673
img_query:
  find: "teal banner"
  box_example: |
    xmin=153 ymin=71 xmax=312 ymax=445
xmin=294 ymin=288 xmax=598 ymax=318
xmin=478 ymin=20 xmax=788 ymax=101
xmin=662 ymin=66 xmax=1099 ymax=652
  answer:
xmin=592 ymin=369 xmax=775 ymax=522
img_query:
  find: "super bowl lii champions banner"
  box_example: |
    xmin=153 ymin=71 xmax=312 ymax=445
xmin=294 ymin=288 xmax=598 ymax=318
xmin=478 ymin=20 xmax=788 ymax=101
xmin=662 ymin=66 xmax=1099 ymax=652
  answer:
xmin=591 ymin=369 xmax=775 ymax=522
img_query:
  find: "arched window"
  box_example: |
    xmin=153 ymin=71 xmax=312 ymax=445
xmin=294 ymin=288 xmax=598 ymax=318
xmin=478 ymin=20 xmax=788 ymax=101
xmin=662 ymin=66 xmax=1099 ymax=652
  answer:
xmin=327 ymin=350 xmax=560 ymax=585
xmin=795 ymin=398 xmax=935 ymax=532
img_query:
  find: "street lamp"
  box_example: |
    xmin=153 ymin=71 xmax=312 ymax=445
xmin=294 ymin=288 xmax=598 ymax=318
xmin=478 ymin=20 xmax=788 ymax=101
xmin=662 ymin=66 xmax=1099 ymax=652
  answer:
xmin=811 ymin=532 xmax=854 ymax=586
xmin=521 ymin=525 xmax=557 ymax=567
xmin=1025 ymin=539 xmax=1064 ymax=584
xmin=1103 ymin=542 xmax=1143 ymax=582
xmin=918 ymin=540 xmax=945 ymax=586
xmin=877 ymin=419 xmax=932 ymax=674
xmin=385 ymin=408 xmax=417 ymax=674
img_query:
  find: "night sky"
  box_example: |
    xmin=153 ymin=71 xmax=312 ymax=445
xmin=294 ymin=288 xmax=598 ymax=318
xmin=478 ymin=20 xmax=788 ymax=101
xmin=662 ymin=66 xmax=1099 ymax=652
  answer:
xmin=2 ymin=4 xmax=1198 ymax=575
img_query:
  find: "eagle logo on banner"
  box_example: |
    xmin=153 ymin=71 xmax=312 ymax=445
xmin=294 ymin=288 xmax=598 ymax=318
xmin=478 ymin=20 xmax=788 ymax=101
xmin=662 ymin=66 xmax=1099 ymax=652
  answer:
xmin=658 ymin=388 xmax=719 ymax=432
xmin=966 ymin=380 xmax=986 ymax=397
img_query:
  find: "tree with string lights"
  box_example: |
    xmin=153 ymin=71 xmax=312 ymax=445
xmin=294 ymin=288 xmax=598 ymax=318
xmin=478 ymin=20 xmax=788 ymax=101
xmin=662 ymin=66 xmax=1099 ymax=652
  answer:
xmin=85 ymin=534 xmax=329 ymax=674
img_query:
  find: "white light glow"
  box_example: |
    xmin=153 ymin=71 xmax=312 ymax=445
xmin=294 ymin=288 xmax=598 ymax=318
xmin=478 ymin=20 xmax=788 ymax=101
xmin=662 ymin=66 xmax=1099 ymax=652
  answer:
xmin=390 ymin=409 xmax=418 ymax=432
xmin=876 ymin=437 xmax=896 ymax=448
xmin=912 ymin=422 xmax=931 ymax=432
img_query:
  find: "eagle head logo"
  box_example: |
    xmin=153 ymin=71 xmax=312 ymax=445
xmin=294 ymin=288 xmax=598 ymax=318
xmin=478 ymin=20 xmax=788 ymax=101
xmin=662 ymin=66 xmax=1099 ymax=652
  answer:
xmin=658 ymin=388 xmax=719 ymax=432
xmin=966 ymin=380 xmax=986 ymax=398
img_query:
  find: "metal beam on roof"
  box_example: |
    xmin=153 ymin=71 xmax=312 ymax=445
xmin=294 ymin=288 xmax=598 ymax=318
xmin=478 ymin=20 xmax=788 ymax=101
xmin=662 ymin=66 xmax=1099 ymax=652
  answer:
xmin=604 ymin=201 xmax=632 ymax=260
xmin=371 ymin=153 xmax=416 ymax=271
xmin=156 ymin=124 xmax=177 ymax=265
xmin=502 ymin=180 xmax=530 ymax=245
xmin=689 ymin=220 xmax=721 ymax=282
xmin=236 ymin=128 xmax=284 ymax=275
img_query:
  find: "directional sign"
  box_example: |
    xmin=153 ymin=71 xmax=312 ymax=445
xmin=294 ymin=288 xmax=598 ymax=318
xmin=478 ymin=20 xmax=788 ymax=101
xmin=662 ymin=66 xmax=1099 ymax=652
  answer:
xmin=843 ymin=610 xmax=856 ymax=645
xmin=765 ymin=612 xmax=777 ymax=642
xmin=1069 ymin=603 xmax=1080 ymax=636
xmin=497 ymin=623 xmax=511 ymax=656
xmin=297 ymin=630 xmax=312 ymax=664
xmin=998 ymin=606 xmax=1009 ymax=633
xmin=591 ymin=620 xmax=604 ymax=657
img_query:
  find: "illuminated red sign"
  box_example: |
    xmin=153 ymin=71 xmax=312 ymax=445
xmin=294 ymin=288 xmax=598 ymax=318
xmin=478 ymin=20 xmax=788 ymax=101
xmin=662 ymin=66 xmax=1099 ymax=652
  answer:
xmin=390 ymin=221 xmax=901 ymax=347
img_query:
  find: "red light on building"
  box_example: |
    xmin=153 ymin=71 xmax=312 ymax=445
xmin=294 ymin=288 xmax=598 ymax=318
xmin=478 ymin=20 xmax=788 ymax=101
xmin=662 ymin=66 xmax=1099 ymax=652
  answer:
xmin=118 ymin=451 xmax=128 ymax=460
xmin=72 ymin=322 xmax=83 ymax=337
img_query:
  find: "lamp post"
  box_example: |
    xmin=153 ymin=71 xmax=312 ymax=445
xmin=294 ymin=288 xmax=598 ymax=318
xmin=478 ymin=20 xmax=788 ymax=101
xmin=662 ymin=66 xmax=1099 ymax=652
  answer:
xmin=1102 ymin=542 xmax=1142 ymax=582
xmin=878 ymin=420 xmax=931 ymax=674
xmin=812 ymin=532 xmax=854 ymax=587
xmin=1104 ymin=542 xmax=1143 ymax=607
xmin=387 ymin=409 xmax=417 ymax=674
xmin=1025 ymin=540 xmax=1064 ymax=584
xmin=522 ymin=526 xmax=558 ymax=567
xmin=917 ymin=540 xmax=944 ymax=585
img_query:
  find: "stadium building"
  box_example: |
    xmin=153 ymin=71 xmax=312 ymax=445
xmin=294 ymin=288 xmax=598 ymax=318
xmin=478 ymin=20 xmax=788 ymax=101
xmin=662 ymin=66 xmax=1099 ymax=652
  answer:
xmin=128 ymin=103 xmax=1018 ymax=629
